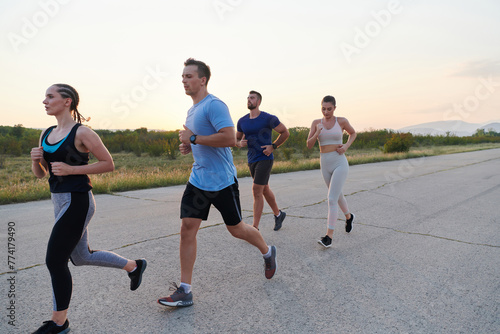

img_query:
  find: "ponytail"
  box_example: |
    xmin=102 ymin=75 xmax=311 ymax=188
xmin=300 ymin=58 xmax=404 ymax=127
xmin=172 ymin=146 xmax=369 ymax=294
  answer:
xmin=54 ymin=83 xmax=90 ymax=123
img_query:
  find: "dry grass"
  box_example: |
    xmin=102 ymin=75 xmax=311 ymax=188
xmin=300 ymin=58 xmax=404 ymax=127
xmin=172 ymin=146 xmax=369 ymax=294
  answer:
xmin=1 ymin=143 xmax=499 ymax=204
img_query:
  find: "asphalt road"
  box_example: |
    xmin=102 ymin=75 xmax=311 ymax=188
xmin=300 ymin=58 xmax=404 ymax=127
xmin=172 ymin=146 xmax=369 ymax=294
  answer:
xmin=1 ymin=149 xmax=499 ymax=333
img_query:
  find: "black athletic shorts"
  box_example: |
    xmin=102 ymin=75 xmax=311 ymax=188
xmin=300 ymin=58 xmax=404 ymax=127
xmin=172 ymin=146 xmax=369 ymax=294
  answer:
xmin=248 ymin=159 xmax=273 ymax=185
xmin=180 ymin=180 xmax=242 ymax=226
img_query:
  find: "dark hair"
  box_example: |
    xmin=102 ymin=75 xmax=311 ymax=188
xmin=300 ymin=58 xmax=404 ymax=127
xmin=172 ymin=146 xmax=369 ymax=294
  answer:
xmin=322 ymin=95 xmax=336 ymax=107
xmin=249 ymin=90 xmax=262 ymax=102
xmin=184 ymin=58 xmax=211 ymax=85
xmin=53 ymin=83 xmax=88 ymax=123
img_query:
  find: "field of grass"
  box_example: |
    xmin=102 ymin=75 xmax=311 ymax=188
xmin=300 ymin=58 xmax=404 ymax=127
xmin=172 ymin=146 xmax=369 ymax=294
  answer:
xmin=1 ymin=143 xmax=499 ymax=205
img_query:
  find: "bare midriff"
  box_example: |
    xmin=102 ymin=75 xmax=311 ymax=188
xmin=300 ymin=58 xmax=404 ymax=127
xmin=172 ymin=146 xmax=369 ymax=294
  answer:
xmin=320 ymin=144 xmax=341 ymax=153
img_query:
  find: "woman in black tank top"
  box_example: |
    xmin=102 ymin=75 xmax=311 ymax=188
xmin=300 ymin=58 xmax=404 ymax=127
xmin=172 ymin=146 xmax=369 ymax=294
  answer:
xmin=30 ymin=84 xmax=147 ymax=334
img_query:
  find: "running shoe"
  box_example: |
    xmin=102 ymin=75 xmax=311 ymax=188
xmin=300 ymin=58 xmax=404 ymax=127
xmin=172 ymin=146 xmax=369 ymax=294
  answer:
xmin=32 ymin=319 xmax=70 ymax=334
xmin=274 ymin=210 xmax=286 ymax=231
xmin=318 ymin=235 xmax=332 ymax=248
xmin=128 ymin=259 xmax=147 ymax=291
xmin=158 ymin=283 xmax=193 ymax=307
xmin=345 ymin=213 xmax=355 ymax=233
xmin=264 ymin=245 xmax=277 ymax=279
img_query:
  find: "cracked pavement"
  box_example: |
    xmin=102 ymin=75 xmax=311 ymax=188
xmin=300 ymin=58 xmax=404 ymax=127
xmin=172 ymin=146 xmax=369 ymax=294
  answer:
xmin=1 ymin=148 xmax=499 ymax=333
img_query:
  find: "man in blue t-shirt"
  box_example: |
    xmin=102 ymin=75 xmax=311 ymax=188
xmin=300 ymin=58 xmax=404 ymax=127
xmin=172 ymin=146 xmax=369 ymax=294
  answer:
xmin=236 ymin=91 xmax=289 ymax=231
xmin=157 ymin=59 xmax=277 ymax=308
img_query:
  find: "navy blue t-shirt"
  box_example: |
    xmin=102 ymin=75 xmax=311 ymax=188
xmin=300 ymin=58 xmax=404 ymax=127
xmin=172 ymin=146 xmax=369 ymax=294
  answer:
xmin=237 ymin=111 xmax=280 ymax=163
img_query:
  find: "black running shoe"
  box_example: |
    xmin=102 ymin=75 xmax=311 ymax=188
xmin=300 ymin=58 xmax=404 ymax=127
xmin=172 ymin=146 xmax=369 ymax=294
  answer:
xmin=32 ymin=319 xmax=70 ymax=334
xmin=264 ymin=246 xmax=277 ymax=279
xmin=345 ymin=213 xmax=355 ymax=233
xmin=128 ymin=259 xmax=147 ymax=291
xmin=274 ymin=210 xmax=286 ymax=231
xmin=318 ymin=235 xmax=332 ymax=248
xmin=158 ymin=283 xmax=193 ymax=307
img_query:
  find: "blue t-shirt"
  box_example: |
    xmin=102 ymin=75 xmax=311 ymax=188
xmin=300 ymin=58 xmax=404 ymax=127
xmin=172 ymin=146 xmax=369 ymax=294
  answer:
xmin=237 ymin=111 xmax=280 ymax=163
xmin=185 ymin=94 xmax=237 ymax=191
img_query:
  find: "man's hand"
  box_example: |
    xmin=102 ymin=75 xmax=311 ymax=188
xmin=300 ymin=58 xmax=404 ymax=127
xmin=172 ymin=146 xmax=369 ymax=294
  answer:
xmin=261 ymin=145 xmax=274 ymax=156
xmin=239 ymin=134 xmax=248 ymax=148
xmin=179 ymin=125 xmax=194 ymax=145
xmin=179 ymin=143 xmax=192 ymax=155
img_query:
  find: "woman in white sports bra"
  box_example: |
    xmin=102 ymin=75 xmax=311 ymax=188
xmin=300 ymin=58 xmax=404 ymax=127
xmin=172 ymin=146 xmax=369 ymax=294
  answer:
xmin=306 ymin=95 xmax=357 ymax=248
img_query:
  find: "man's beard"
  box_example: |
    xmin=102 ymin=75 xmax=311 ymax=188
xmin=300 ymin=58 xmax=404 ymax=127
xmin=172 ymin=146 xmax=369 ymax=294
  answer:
xmin=247 ymin=103 xmax=256 ymax=110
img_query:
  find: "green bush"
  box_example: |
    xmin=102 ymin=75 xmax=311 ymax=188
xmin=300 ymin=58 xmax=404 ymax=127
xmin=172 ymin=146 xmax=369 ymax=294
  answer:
xmin=302 ymin=146 xmax=311 ymax=158
xmin=1 ymin=125 xmax=500 ymax=158
xmin=132 ymin=143 xmax=142 ymax=157
xmin=282 ymin=147 xmax=294 ymax=160
xmin=384 ymin=133 xmax=414 ymax=153
xmin=165 ymin=139 xmax=180 ymax=160
xmin=146 ymin=139 xmax=165 ymax=157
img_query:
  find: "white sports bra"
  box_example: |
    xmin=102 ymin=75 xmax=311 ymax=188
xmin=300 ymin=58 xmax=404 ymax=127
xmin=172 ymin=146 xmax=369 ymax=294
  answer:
xmin=317 ymin=117 xmax=343 ymax=146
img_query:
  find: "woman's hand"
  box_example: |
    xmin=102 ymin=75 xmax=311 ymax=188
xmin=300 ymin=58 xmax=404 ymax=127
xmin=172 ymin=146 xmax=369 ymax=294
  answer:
xmin=336 ymin=144 xmax=346 ymax=155
xmin=316 ymin=122 xmax=324 ymax=134
xmin=31 ymin=146 xmax=48 ymax=178
xmin=50 ymin=162 xmax=73 ymax=176
xmin=30 ymin=146 xmax=44 ymax=162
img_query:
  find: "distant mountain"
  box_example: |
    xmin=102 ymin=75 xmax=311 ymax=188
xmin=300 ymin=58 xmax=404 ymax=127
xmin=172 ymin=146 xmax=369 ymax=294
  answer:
xmin=478 ymin=122 xmax=500 ymax=132
xmin=397 ymin=120 xmax=500 ymax=137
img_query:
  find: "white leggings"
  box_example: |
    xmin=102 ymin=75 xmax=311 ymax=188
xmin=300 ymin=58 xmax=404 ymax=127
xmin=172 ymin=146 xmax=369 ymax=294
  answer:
xmin=320 ymin=151 xmax=350 ymax=230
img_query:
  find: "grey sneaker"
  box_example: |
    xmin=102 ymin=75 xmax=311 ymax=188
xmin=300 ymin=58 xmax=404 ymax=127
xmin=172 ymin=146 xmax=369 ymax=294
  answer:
xmin=128 ymin=259 xmax=147 ymax=291
xmin=158 ymin=283 xmax=193 ymax=307
xmin=274 ymin=210 xmax=286 ymax=231
xmin=32 ymin=319 xmax=70 ymax=334
xmin=346 ymin=213 xmax=355 ymax=233
xmin=264 ymin=246 xmax=277 ymax=279
xmin=318 ymin=235 xmax=332 ymax=248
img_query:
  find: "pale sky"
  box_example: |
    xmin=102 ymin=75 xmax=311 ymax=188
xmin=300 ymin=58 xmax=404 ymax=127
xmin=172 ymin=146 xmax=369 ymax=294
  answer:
xmin=1 ymin=0 xmax=499 ymax=132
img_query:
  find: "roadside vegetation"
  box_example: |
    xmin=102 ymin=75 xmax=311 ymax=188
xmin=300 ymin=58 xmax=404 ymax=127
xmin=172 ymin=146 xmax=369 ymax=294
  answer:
xmin=1 ymin=125 xmax=499 ymax=204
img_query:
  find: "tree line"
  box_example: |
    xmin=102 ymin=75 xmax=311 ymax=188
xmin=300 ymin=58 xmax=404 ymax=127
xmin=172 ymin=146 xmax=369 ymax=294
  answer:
xmin=1 ymin=124 xmax=499 ymax=158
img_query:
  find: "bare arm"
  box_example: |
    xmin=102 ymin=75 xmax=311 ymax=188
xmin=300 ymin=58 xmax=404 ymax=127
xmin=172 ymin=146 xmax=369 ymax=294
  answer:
xmin=306 ymin=120 xmax=322 ymax=149
xmin=236 ymin=131 xmax=247 ymax=148
xmin=30 ymin=131 xmax=48 ymax=179
xmin=50 ymin=126 xmax=114 ymax=176
xmin=337 ymin=117 xmax=357 ymax=154
xmin=261 ymin=123 xmax=290 ymax=156
xmin=180 ymin=125 xmax=236 ymax=147
xmin=272 ymin=123 xmax=289 ymax=147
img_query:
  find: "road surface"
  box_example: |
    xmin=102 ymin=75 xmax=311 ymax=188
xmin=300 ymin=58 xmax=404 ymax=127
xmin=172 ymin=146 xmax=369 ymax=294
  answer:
xmin=1 ymin=149 xmax=499 ymax=333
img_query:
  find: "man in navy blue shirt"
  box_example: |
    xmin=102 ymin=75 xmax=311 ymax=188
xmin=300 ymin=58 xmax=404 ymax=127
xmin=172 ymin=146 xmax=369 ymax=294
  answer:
xmin=237 ymin=91 xmax=289 ymax=231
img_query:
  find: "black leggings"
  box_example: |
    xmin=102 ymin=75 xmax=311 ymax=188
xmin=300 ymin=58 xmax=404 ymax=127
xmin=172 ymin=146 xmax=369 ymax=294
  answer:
xmin=46 ymin=192 xmax=127 ymax=311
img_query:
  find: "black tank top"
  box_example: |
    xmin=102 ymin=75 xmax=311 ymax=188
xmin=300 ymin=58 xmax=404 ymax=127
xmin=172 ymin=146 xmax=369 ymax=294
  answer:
xmin=42 ymin=123 xmax=92 ymax=193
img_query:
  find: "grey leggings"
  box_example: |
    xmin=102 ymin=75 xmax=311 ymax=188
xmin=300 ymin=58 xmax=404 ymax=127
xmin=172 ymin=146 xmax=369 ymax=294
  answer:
xmin=48 ymin=191 xmax=128 ymax=311
xmin=320 ymin=152 xmax=350 ymax=230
